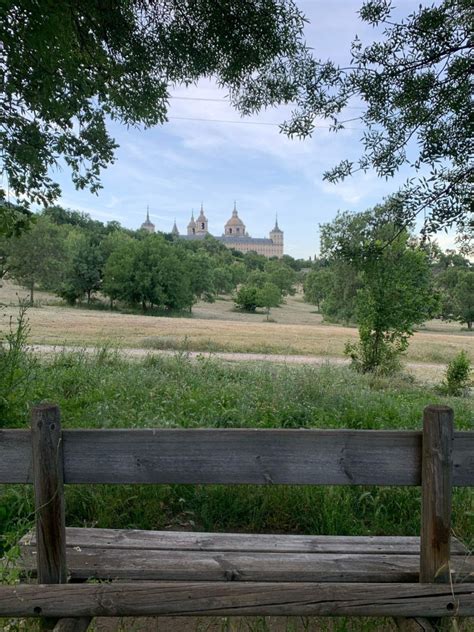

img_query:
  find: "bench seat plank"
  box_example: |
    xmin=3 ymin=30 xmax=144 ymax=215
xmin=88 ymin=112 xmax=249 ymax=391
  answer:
xmin=20 ymin=527 xmax=469 ymax=554
xmin=18 ymin=529 xmax=473 ymax=583
xmin=1 ymin=582 xmax=474 ymax=618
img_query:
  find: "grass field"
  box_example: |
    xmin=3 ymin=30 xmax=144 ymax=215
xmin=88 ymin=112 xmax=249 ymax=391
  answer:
xmin=1 ymin=345 xmax=473 ymax=631
xmin=1 ymin=282 xmax=472 ymax=370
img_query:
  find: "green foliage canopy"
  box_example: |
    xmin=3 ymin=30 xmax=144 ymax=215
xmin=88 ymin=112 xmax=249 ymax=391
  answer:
xmin=276 ymin=0 xmax=473 ymax=236
xmin=1 ymin=0 xmax=312 ymax=212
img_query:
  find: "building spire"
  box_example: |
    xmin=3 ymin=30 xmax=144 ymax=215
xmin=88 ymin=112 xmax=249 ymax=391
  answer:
xmin=146 ymin=205 xmax=150 ymax=222
xmin=274 ymin=213 xmax=279 ymax=230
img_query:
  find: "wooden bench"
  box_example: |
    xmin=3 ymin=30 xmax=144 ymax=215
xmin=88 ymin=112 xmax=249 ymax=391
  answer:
xmin=0 ymin=403 xmax=473 ymax=631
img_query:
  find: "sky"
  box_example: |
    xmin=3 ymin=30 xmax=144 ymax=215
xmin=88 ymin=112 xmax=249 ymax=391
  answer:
xmin=48 ymin=0 xmax=456 ymax=259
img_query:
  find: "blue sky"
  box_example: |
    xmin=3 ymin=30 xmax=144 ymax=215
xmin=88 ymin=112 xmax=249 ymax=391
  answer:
xmin=51 ymin=0 xmax=456 ymax=259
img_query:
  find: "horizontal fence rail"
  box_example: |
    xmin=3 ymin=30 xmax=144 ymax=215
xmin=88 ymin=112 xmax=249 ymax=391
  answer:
xmin=1 ymin=428 xmax=473 ymax=486
xmin=1 ymin=582 xmax=473 ymax=618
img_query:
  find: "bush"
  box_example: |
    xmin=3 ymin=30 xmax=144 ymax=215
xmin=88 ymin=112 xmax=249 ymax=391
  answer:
xmin=441 ymin=351 xmax=472 ymax=396
xmin=0 ymin=301 xmax=36 ymax=421
xmin=344 ymin=329 xmax=404 ymax=376
xmin=234 ymin=284 xmax=259 ymax=312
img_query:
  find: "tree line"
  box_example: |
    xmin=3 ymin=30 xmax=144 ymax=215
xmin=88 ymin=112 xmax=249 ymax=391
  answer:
xmin=0 ymin=205 xmax=304 ymax=313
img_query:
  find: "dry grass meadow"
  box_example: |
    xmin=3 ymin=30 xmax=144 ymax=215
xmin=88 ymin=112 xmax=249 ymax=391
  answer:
xmin=1 ymin=281 xmax=472 ymax=369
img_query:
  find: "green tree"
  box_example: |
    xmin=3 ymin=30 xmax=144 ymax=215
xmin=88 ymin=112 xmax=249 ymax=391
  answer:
xmin=303 ymin=268 xmax=333 ymax=311
xmin=446 ymin=270 xmax=474 ymax=331
xmin=257 ymin=282 xmax=282 ymax=320
xmin=102 ymin=235 xmax=194 ymax=312
xmin=1 ymin=0 xmax=312 ymax=214
xmin=7 ymin=216 xmax=65 ymax=303
xmin=102 ymin=239 xmax=139 ymax=308
xmin=58 ymin=231 xmax=104 ymax=304
xmin=318 ymin=263 xmax=360 ymax=324
xmin=213 ymin=266 xmax=234 ymax=295
xmin=234 ymin=285 xmax=260 ymax=312
xmin=243 ymin=251 xmax=267 ymax=271
xmin=0 ymin=234 xmax=10 ymax=284
xmin=454 ymin=272 xmax=474 ymax=330
xmin=264 ymin=260 xmax=297 ymax=296
xmin=186 ymin=251 xmax=216 ymax=305
xmin=281 ymin=0 xmax=472 ymax=236
xmin=323 ymin=204 xmax=438 ymax=372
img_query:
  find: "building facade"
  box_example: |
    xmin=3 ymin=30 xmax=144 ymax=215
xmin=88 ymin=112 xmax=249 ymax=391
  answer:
xmin=173 ymin=203 xmax=284 ymax=258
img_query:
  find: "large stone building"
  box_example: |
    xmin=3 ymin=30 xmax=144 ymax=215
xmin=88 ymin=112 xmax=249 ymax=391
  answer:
xmin=171 ymin=203 xmax=284 ymax=258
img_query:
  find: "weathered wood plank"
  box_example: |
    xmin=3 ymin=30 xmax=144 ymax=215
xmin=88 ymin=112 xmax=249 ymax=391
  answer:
xmin=16 ymin=549 xmax=419 ymax=582
xmin=31 ymin=404 xmax=67 ymax=585
xmin=20 ymin=528 xmax=469 ymax=555
xmin=421 ymin=406 xmax=454 ymax=584
xmin=2 ymin=429 xmax=473 ymax=486
xmin=1 ymin=582 xmax=473 ymax=617
xmin=0 ymin=429 xmax=32 ymax=482
xmin=17 ymin=547 xmax=474 ymax=583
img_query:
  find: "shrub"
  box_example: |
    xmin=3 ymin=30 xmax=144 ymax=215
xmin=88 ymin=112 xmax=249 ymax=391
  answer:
xmin=0 ymin=301 xmax=36 ymax=422
xmin=441 ymin=351 xmax=472 ymax=396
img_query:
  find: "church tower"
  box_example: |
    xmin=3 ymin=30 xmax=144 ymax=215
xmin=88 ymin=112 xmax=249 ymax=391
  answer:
xmin=140 ymin=206 xmax=155 ymax=233
xmin=195 ymin=203 xmax=208 ymax=234
xmin=187 ymin=211 xmax=196 ymax=235
xmin=269 ymin=215 xmax=284 ymax=257
xmin=171 ymin=219 xmax=179 ymax=236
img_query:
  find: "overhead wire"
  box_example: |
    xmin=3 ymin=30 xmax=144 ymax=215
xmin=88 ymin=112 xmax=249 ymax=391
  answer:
xmin=168 ymin=115 xmax=363 ymax=130
xmin=167 ymin=95 xmax=365 ymax=129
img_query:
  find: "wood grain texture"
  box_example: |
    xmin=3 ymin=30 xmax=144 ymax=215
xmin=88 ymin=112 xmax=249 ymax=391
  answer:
xmin=420 ymin=406 xmax=454 ymax=584
xmin=2 ymin=428 xmax=474 ymax=486
xmin=18 ymin=546 xmax=474 ymax=584
xmin=1 ymin=582 xmax=473 ymax=617
xmin=31 ymin=404 xmax=67 ymax=585
xmin=17 ymin=549 xmax=424 ymax=582
xmin=18 ymin=527 xmax=469 ymax=555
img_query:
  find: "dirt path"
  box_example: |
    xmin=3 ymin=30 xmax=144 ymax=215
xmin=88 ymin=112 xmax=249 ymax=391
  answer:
xmin=29 ymin=344 xmax=446 ymax=380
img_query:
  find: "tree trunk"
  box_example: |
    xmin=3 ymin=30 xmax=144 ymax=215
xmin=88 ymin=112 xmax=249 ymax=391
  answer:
xmin=30 ymin=282 xmax=34 ymax=305
xmin=87 ymin=290 xmax=91 ymax=304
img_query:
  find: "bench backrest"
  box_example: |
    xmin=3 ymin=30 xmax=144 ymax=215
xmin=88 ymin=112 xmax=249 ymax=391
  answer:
xmin=1 ymin=403 xmax=473 ymax=597
xmin=1 ymin=426 xmax=473 ymax=486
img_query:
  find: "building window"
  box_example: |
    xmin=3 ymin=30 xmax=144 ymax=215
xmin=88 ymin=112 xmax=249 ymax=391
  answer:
xmin=192 ymin=228 xmax=195 ymax=234
xmin=229 ymin=228 xmax=232 ymax=234
xmin=201 ymin=222 xmax=205 ymax=230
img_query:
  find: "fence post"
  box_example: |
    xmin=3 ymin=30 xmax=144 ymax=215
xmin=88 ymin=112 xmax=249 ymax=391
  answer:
xmin=420 ymin=404 xmax=454 ymax=583
xmin=421 ymin=405 xmax=455 ymax=631
xmin=31 ymin=403 xmax=67 ymax=627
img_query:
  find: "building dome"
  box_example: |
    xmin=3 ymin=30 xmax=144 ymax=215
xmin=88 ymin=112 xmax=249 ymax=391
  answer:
xmin=224 ymin=203 xmax=246 ymax=236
